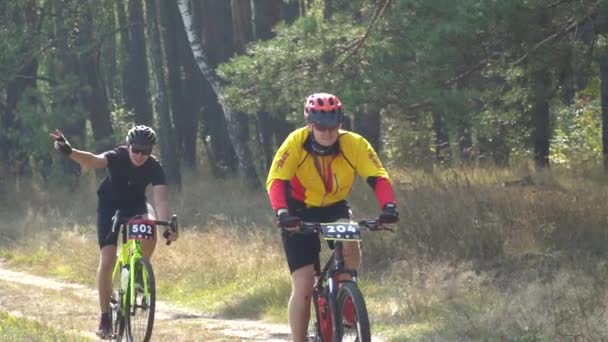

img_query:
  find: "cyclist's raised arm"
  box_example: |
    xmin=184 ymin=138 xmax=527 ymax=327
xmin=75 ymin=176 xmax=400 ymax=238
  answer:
xmin=70 ymin=150 xmax=108 ymax=169
xmin=50 ymin=129 xmax=108 ymax=169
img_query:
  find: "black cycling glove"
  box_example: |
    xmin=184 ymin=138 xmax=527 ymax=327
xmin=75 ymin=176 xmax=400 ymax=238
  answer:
xmin=276 ymin=209 xmax=301 ymax=228
xmin=54 ymin=133 xmax=73 ymax=155
xmin=379 ymin=203 xmax=399 ymax=224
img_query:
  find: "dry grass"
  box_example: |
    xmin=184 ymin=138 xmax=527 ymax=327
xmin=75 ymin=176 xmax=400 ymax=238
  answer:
xmin=3 ymin=166 xmax=608 ymax=340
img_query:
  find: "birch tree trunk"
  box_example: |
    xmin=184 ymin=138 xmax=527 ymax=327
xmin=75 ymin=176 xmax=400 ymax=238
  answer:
xmin=177 ymin=0 xmax=260 ymax=189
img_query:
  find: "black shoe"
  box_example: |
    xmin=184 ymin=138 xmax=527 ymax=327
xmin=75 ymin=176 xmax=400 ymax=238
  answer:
xmin=95 ymin=313 xmax=112 ymax=339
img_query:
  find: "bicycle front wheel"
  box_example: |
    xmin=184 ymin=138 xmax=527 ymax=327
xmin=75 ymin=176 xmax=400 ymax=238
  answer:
xmin=337 ymin=281 xmax=371 ymax=342
xmin=125 ymin=257 xmax=156 ymax=342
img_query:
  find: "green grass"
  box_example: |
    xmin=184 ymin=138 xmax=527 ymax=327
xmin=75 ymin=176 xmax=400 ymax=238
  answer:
xmin=4 ymin=167 xmax=608 ymax=340
xmin=0 ymin=311 xmax=90 ymax=341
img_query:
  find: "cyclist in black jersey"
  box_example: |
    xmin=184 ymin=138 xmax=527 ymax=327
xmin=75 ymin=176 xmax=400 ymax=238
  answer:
xmin=50 ymin=125 xmax=178 ymax=338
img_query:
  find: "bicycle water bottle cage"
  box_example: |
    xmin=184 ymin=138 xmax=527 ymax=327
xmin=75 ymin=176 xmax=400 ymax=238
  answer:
xmin=127 ymin=218 xmax=156 ymax=240
xmin=319 ymin=222 xmax=361 ymax=241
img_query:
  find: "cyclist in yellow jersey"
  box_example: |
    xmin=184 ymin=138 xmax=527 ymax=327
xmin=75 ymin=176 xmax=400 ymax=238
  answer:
xmin=266 ymin=93 xmax=399 ymax=342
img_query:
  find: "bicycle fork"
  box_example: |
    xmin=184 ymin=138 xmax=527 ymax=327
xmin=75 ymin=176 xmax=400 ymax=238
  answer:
xmin=127 ymin=254 xmax=150 ymax=313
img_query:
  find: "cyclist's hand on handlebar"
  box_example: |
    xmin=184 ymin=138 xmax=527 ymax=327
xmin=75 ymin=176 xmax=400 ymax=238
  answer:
xmin=163 ymin=229 xmax=178 ymax=242
xmin=50 ymin=129 xmax=73 ymax=155
xmin=276 ymin=209 xmax=301 ymax=231
xmin=379 ymin=203 xmax=399 ymax=224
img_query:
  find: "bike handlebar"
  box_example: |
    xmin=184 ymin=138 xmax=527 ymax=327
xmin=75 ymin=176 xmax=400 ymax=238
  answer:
xmin=163 ymin=215 xmax=178 ymax=246
xmin=112 ymin=212 xmax=179 ymax=245
xmin=289 ymin=218 xmax=394 ymax=234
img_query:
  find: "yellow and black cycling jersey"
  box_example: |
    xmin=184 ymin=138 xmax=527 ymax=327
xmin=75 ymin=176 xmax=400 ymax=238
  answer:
xmin=266 ymin=127 xmax=392 ymax=209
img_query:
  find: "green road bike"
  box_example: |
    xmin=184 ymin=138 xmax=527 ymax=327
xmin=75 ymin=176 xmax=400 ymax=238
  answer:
xmin=108 ymin=210 xmax=178 ymax=342
xmin=294 ymin=218 xmax=392 ymax=342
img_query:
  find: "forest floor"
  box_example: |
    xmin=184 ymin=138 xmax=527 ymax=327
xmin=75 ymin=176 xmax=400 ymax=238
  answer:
xmin=0 ymin=260 xmax=293 ymax=341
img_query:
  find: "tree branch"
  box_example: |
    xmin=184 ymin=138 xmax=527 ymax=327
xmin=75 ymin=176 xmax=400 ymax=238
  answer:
xmin=511 ymin=0 xmax=602 ymax=66
xmin=0 ymin=75 xmax=55 ymax=85
xmin=331 ymin=0 xmax=393 ymax=71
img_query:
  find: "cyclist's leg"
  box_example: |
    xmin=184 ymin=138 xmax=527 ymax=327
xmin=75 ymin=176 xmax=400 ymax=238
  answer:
xmin=96 ymin=201 xmax=119 ymax=335
xmin=343 ymin=241 xmax=361 ymax=270
xmin=282 ymin=228 xmax=320 ymax=342
xmin=98 ymin=245 xmax=117 ymax=312
xmin=141 ymin=202 xmax=158 ymax=259
xmin=290 ymin=265 xmax=315 ymax=342
xmin=328 ymin=204 xmax=359 ymax=280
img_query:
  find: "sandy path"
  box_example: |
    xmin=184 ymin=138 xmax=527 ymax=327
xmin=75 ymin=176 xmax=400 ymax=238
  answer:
xmin=0 ymin=262 xmax=291 ymax=341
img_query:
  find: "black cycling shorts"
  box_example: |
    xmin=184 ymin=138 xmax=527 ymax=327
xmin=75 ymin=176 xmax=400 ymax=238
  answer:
xmin=97 ymin=200 xmax=148 ymax=248
xmin=282 ymin=200 xmax=351 ymax=273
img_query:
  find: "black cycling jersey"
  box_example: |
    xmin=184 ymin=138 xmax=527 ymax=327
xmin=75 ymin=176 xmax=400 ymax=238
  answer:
xmin=96 ymin=146 xmax=167 ymax=204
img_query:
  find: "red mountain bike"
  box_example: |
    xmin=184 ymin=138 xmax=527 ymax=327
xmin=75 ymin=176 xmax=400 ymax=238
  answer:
xmin=294 ymin=218 xmax=392 ymax=342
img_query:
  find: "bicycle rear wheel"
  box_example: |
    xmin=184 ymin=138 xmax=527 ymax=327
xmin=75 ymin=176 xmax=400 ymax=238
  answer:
xmin=125 ymin=257 xmax=156 ymax=342
xmin=110 ymin=262 xmax=126 ymax=339
xmin=337 ymin=281 xmax=371 ymax=342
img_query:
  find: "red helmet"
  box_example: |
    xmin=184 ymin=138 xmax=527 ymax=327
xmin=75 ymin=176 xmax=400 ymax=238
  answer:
xmin=304 ymin=93 xmax=343 ymax=128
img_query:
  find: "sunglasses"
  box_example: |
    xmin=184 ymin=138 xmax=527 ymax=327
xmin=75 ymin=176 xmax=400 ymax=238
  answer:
xmin=130 ymin=145 xmax=152 ymax=156
xmin=312 ymin=123 xmax=339 ymax=132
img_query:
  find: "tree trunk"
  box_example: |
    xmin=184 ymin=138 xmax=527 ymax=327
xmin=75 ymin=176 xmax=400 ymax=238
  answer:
xmin=0 ymin=2 xmax=39 ymax=177
xmin=253 ymin=0 xmax=282 ymax=40
xmin=160 ymin=0 xmax=196 ymax=168
xmin=432 ymin=110 xmax=452 ymax=166
xmin=146 ymin=0 xmax=181 ymax=186
xmin=116 ymin=0 xmax=131 ymax=101
xmin=600 ymin=56 xmax=608 ymax=171
xmin=180 ymin=37 xmax=205 ymax=169
xmin=197 ymin=0 xmax=239 ymax=174
xmin=178 ymin=0 xmax=260 ymax=188
xmin=253 ymin=0 xmax=284 ymax=172
xmin=257 ymin=111 xmax=273 ymax=170
xmin=80 ymin=1 xmax=114 ymax=152
xmin=271 ymin=116 xmax=294 ymax=148
xmin=102 ymin=0 xmax=116 ymax=98
xmin=353 ymin=104 xmax=381 ymax=151
xmin=531 ymin=72 xmax=551 ymax=169
xmin=231 ymin=0 xmax=253 ymax=54
xmin=230 ymin=0 xmax=255 ymax=178
xmin=282 ymin=0 xmax=301 ymax=23
xmin=459 ymin=127 xmax=474 ymax=165
xmin=125 ymin=0 xmax=153 ymax=125
xmin=324 ymin=0 xmax=334 ymax=20
xmin=2 ymin=62 xmax=38 ymax=176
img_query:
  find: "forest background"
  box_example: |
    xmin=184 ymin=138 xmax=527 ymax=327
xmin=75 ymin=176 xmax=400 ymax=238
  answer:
xmin=2 ymin=0 xmax=608 ymax=340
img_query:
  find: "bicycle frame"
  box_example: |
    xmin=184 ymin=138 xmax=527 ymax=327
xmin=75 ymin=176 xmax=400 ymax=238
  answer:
xmin=312 ymin=238 xmax=355 ymax=340
xmin=110 ymin=212 xmax=177 ymax=316
xmin=112 ymin=224 xmax=148 ymax=311
xmin=302 ymin=218 xmax=390 ymax=342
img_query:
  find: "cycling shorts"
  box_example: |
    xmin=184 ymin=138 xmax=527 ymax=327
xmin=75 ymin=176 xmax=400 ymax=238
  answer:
xmin=282 ymin=200 xmax=351 ymax=273
xmin=97 ymin=200 xmax=148 ymax=248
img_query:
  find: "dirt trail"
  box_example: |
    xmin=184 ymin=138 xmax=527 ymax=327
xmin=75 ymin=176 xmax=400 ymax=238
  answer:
xmin=0 ymin=261 xmax=291 ymax=341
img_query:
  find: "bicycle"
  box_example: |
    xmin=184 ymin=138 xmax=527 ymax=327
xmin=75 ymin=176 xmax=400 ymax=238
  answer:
xmin=108 ymin=210 xmax=178 ymax=342
xmin=291 ymin=218 xmax=392 ymax=342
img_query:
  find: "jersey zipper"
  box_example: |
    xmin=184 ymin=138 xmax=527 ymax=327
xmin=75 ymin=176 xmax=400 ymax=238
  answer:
xmin=313 ymin=154 xmax=336 ymax=207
